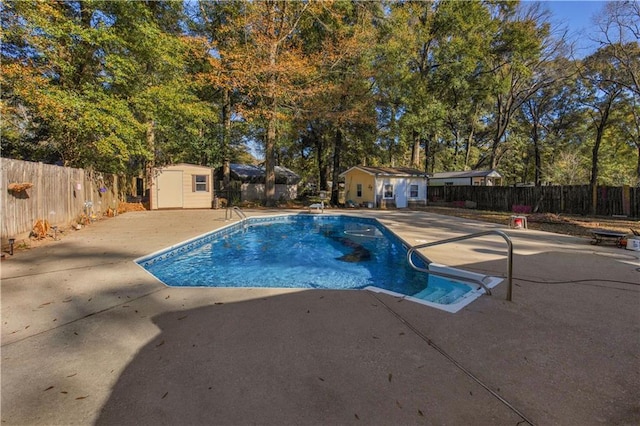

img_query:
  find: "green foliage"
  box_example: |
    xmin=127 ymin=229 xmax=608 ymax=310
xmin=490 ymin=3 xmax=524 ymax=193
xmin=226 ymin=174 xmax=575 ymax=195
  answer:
xmin=1 ymin=0 xmax=637 ymax=190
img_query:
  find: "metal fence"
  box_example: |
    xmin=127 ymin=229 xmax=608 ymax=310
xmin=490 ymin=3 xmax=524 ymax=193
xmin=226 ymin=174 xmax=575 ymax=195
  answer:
xmin=1 ymin=158 xmax=126 ymax=240
xmin=427 ymin=185 xmax=639 ymax=218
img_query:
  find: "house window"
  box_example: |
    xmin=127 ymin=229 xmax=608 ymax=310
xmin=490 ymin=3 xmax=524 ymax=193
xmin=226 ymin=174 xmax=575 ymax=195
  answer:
xmin=410 ymin=184 xmax=419 ymax=198
xmin=383 ymin=184 xmax=393 ymax=199
xmin=193 ymin=175 xmax=209 ymax=192
xmin=356 ymin=183 xmax=362 ymax=197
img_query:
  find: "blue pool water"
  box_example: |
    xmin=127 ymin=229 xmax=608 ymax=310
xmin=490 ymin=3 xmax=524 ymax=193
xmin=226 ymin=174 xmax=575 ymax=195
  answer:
xmin=138 ymin=215 xmax=474 ymax=305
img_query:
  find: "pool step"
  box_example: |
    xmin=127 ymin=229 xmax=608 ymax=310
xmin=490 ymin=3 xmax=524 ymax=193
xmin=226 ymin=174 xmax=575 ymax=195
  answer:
xmin=413 ymin=287 xmax=447 ymax=302
xmin=412 ymin=287 xmax=467 ymax=305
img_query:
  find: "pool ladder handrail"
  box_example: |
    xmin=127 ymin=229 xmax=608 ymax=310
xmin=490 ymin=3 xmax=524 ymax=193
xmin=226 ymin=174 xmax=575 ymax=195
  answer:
xmin=406 ymin=230 xmax=513 ymax=301
xmin=225 ymin=206 xmax=248 ymax=226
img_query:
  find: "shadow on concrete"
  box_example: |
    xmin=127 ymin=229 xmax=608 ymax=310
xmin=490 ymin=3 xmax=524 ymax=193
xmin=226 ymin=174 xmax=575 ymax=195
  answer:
xmin=95 ymin=290 xmax=525 ymax=426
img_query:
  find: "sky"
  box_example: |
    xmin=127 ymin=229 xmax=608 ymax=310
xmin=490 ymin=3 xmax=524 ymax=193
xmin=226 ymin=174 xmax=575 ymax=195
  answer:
xmin=535 ymin=0 xmax=609 ymax=57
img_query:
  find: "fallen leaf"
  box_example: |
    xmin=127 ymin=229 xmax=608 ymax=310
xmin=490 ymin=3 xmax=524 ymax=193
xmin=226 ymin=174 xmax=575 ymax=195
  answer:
xmin=354 ymin=414 xmax=359 ymax=420
xmin=88 ymin=298 xmax=92 ymax=302
xmin=165 ymin=295 xmax=170 ymax=299
xmin=44 ymin=386 xmax=54 ymax=391
xmin=25 ymin=325 xmax=30 ymax=329
xmin=177 ymin=315 xmax=188 ymax=320
xmin=399 ymin=332 xmax=405 ymax=336
xmin=161 ymin=392 xmax=168 ymax=399
xmin=372 ymin=336 xmax=379 ymax=339
xmin=396 ymin=400 xmax=402 ymax=409
xmin=67 ymin=373 xmax=77 ymax=378
xmin=156 ymin=340 xmax=165 ymax=347
xmin=75 ymin=395 xmax=89 ymax=400
xmin=39 ymin=302 xmax=52 ymax=307
xmin=418 ymin=409 xmax=424 ymax=417
xmin=122 ymin=305 xmax=130 ymax=308
xmin=388 ymin=373 xmax=392 ymax=382
xmin=60 ymin=391 xmax=68 ymax=394
xmin=318 ymin=377 xmax=325 ymax=382
xmin=214 ymin=302 xmax=224 ymax=305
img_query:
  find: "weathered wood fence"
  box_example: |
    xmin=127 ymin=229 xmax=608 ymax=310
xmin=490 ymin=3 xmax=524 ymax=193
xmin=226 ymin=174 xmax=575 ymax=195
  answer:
xmin=1 ymin=158 xmax=126 ymax=240
xmin=428 ymin=185 xmax=640 ymax=218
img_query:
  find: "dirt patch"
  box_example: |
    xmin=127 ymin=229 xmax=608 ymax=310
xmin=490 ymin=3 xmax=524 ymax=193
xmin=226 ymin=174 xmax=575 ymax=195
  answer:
xmin=421 ymin=206 xmax=640 ymax=238
xmin=117 ymin=202 xmax=148 ymax=213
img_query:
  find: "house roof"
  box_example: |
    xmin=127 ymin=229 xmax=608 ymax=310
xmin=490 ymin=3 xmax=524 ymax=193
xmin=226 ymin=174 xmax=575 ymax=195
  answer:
xmin=339 ymin=166 xmax=427 ymax=178
xmin=223 ymin=163 xmax=301 ymax=184
xmin=430 ymin=170 xmax=502 ymax=179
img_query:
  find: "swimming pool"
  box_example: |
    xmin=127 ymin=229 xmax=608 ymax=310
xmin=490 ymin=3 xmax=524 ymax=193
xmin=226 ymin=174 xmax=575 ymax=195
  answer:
xmin=136 ymin=214 xmax=502 ymax=313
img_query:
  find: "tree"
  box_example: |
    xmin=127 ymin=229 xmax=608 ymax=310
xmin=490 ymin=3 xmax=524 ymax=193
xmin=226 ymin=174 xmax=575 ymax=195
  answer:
xmin=1 ymin=1 xmax=215 ymax=179
xmin=579 ymin=46 xmax=626 ymax=212
xmin=1 ymin=1 xmax=144 ymax=172
xmin=207 ymin=1 xmax=323 ymax=205
xmin=481 ymin=2 xmax=555 ymax=170
xmin=518 ymin=54 xmax=576 ymax=186
xmin=595 ymin=1 xmax=640 ymax=184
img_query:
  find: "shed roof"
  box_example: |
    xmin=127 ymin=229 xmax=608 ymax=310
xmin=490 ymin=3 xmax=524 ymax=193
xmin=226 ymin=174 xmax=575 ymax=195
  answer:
xmin=339 ymin=166 xmax=427 ymax=178
xmin=155 ymin=163 xmax=213 ymax=172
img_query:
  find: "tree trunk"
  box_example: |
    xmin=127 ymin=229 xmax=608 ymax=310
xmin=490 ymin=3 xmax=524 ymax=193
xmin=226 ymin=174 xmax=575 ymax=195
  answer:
xmin=423 ymin=135 xmax=431 ymax=174
xmin=452 ymin=129 xmax=460 ymax=169
xmin=590 ymin=125 xmax=604 ymax=214
xmin=532 ymin=124 xmax=542 ymax=186
xmin=145 ymin=120 xmax=155 ymax=198
xmin=331 ymin=128 xmax=343 ymax=205
xmin=313 ymin=132 xmax=329 ymax=192
xmin=222 ymin=88 xmax=231 ymax=188
xmin=264 ymin=44 xmax=278 ymax=205
xmin=265 ymin=111 xmax=276 ymax=204
xmin=491 ymin=95 xmax=511 ymax=169
xmin=590 ymin=108 xmax=610 ymax=215
xmin=636 ymin=143 xmax=640 ymax=187
xmin=411 ymin=130 xmax=421 ymax=169
xmin=464 ymin=129 xmax=474 ymax=170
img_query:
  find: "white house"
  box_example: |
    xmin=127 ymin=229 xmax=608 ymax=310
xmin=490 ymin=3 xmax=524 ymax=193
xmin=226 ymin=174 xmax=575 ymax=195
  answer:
xmin=339 ymin=166 xmax=428 ymax=208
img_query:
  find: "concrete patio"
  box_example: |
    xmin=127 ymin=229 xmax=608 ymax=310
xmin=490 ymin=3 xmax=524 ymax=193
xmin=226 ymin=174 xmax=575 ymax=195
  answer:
xmin=1 ymin=209 xmax=639 ymax=425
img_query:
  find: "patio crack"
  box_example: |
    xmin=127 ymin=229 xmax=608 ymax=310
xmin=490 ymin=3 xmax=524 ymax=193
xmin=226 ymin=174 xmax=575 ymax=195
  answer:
xmin=369 ymin=291 xmax=536 ymax=426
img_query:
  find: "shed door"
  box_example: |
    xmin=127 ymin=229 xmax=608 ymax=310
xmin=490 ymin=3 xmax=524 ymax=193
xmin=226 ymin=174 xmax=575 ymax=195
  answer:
xmin=156 ymin=170 xmax=183 ymax=208
xmin=396 ymin=179 xmax=408 ymax=208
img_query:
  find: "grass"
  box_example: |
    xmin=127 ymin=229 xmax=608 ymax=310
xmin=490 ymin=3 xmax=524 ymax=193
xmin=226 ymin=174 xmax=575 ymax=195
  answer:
xmin=420 ymin=206 xmax=640 ymax=239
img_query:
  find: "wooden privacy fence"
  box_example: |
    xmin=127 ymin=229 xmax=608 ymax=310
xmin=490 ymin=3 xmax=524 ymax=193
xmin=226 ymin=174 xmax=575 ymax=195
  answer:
xmin=1 ymin=158 xmax=126 ymax=240
xmin=428 ymin=185 xmax=640 ymax=218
